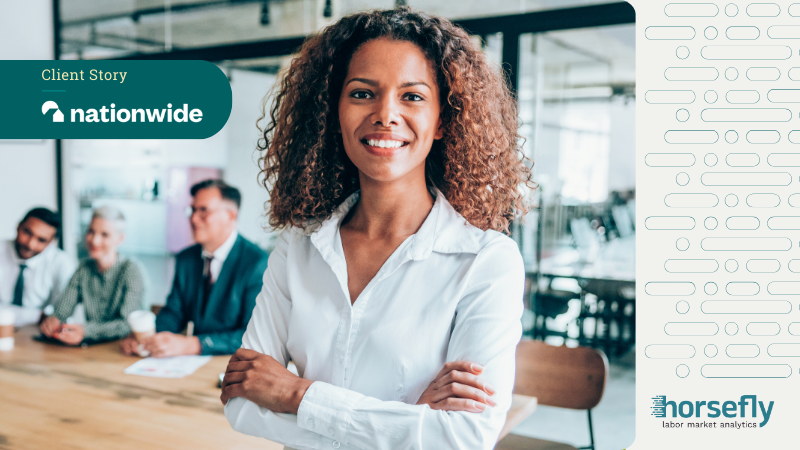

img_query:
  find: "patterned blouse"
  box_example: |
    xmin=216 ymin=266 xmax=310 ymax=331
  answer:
xmin=53 ymin=255 xmax=146 ymax=341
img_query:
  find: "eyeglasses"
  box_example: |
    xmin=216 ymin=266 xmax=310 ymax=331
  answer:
xmin=185 ymin=206 xmax=221 ymax=219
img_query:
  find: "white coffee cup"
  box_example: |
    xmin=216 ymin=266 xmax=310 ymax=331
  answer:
xmin=0 ymin=308 xmax=15 ymax=351
xmin=127 ymin=310 xmax=156 ymax=357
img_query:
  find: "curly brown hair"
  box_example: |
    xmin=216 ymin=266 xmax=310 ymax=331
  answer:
xmin=258 ymin=6 xmax=534 ymax=234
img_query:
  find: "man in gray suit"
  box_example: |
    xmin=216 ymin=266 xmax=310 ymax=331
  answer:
xmin=121 ymin=179 xmax=268 ymax=357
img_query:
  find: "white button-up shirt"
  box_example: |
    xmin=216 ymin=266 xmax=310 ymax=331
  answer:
xmin=225 ymin=188 xmax=524 ymax=450
xmin=201 ymin=228 xmax=238 ymax=283
xmin=0 ymin=240 xmax=76 ymax=326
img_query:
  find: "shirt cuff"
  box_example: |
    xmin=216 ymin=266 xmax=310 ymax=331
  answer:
xmin=197 ymin=334 xmax=216 ymax=355
xmin=296 ymin=381 xmax=361 ymax=443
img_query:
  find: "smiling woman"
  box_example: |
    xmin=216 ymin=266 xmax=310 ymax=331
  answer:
xmin=222 ymin=7 xmax=534 ymax=450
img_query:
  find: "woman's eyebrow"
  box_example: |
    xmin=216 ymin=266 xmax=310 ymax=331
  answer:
xmin=345 ymin=78 xmax=431 ymax=89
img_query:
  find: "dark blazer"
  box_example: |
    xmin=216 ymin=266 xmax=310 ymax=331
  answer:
xmin=156 ymin=234 xmax=269 ymax=355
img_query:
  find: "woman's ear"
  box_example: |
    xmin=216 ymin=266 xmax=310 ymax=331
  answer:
xmin=434 ymin=116 xmax=444 ymax=140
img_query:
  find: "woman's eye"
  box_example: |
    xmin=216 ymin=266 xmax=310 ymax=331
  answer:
xmin=351 ymin=91 xmax=371 ymax=99
xmin=405 ymin=93 xmax=423 ymax=101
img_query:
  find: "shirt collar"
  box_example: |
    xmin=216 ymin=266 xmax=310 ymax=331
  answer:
xmin=8 ymin=239 xmax=52 ymax=267
xmin=202 ymin=229 xmax=238 ymax=262
xmin=309 ymin=187 xmax=482 ymax=265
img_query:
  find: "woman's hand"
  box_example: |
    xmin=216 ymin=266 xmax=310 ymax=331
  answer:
xmin=40 ymin=316 xmax=61 ymax=338
xmin=220 ymin=348 xmax=313 ymax=414
xmin=416 ymin=361 xmax=497 ymax=413
xmin=119 ymin=334 xmax=140 ymax=356
xmin=56 ymin=324 xmax=85 ymax=345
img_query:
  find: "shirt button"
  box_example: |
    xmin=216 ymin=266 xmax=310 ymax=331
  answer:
xmin=332 ymin=441 xmax=340 ymax=448
xmin=307 ymin=418 xmax=315 ymax=427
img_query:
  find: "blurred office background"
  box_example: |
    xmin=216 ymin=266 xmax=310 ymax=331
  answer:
xmin=0 ymin=1 xmax=635 ymax=449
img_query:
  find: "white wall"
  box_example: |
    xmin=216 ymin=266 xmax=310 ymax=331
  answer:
xmin=60 ymin=68 xmax=278 ymax=254
xmin=224 ymin=69 xmax=277 ymax=250
xmin=0 ymin=0 xmax=57 ymax=241
xmin=607 ymin=98 xmax=636 ymax=193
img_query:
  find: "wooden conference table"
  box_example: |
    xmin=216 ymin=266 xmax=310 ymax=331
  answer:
xmin=0 ymin=326 xmax=535 ymax=449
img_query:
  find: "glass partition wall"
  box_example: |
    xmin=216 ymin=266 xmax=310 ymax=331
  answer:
xmin=54 ymin=0 xmax=635 ymax=325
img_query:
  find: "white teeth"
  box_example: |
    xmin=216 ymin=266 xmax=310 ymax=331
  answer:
xmin=367 ymin=139 xmax=405 ymax=148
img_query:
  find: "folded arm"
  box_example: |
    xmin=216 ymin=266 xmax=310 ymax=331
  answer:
xmin=224 ymin=234 xmax=524 ymax=450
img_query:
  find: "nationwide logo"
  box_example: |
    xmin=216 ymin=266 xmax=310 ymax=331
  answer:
xmin=652 ymin=395 xmax=774 ymax=428
xmin=41 ymin=101 xmax=203 ymax=124
xmin=42 ymin=101 xmax=64 ymax=122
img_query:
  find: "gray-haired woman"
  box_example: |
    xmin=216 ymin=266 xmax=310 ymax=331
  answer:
xmin=40 ymin=206 xmax=147 ymax=345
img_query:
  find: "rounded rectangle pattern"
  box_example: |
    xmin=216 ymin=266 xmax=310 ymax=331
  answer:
xmin=644 ymin=344 xmax=696 ymax=358
xmin=746 ymin=259 xmax=780 ymax=272
xmin=701 ymin=300 xmax=791 ymax=314
xmin=747 ymin=3 xmax=781 ymax=17
xmin=767 ymin=153 xmax=800 ymax=166
xmin=767 ymin=344 xmax=800 ymax=357
xmin=664 ymin=67 xmax=718 ymax=81
xmin=726 ymin=153 xmax=760 ymax=166
xmin=726 ymin=26 xmax=760 ymax=40
xmin=701 ymin=172 xmax=791 ymax=186
xmin=700 ymin=108 xmax=792 ymax=122
xmin=646 ymin=282 xmax=696 ymax=296
xmin=701 ymin=237 xmax=792 ymax=251
xmin=725 ymin=282 xmax=760 ymax=295
xmin=788 ymin=322 xmax=800 ymax=334
xmin=665 ymin=193 xmax=719 ymax=207
xmin=746 ymin=130 xmax=780 ymax=144
xmin=746 ymin=193 xmax=780 ymax=207
xmin=790 ymin=194 xmax=800 ymax=207
xmin=789 ymin=260 xmax=800 ymax=273
xmin=702 ymin=364 xmax=791 ymax=378
xmin=746 ymin=322 xmax=780 ymax=335
xmin=645 ymin=153 xmax=696 ymax=166
xmin=767 ymin=281 xmax=800 ymax=295
xmin=664 ymin=130 xmax=719 ymax=143
xmin=726 ymin=216 xmax=760 ymax=230
xmin=768 ymin=89 xmax=800 ymax=103
xmin=700 ymin=45 xmax=791 ymax=60
xmin=664 ymin=259 xmax=718 ymax=273
xmin=767 ymin=25 xmax=800 ymax=38
xmin=645 ymin=90 xmax=696 ymax=104
xmin=646 ymin=26 xmax=696 ymax=40
xmin=747 ymin=67 xmax=780 ymax=81
xmin=645 ymin=216 xmax=696 ymax=230
xmin=726 ymin=90 xmax=760 ymax=104
xmin=664 ymin=3 xmax=718 ymax=16
xmin=726 ymin=344 xmax=760 ymax=358
xmin=767 ymin=216 xmax=800 ymax=229
xmin=664 ymin=322 xmax=718 ymax=336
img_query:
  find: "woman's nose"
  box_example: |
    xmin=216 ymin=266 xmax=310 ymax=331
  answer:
xmin=372 ymin=96 xmax=401 ymax=127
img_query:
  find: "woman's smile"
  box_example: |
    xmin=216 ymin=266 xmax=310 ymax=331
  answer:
xmin=360 ymin=133 xmax=411 ymax=156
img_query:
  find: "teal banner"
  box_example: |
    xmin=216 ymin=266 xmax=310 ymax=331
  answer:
xmin=0 ymin=60 xmax=232 ymax=139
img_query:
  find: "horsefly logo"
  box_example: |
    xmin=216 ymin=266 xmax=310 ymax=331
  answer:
xmin=42 ymin=101 xmax=64 ymax=122
xmin=652 ymin=395 xmax=667 ymax=418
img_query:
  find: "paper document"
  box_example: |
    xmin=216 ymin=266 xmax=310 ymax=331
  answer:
xmin=124 ymin=355 xmax=212 ymax=378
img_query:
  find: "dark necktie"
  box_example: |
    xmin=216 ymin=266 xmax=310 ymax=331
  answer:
xmin=12 ymin=264 xmax=26 ymax=306
xmin=201 ymin=256 xmax=214 ymax=316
